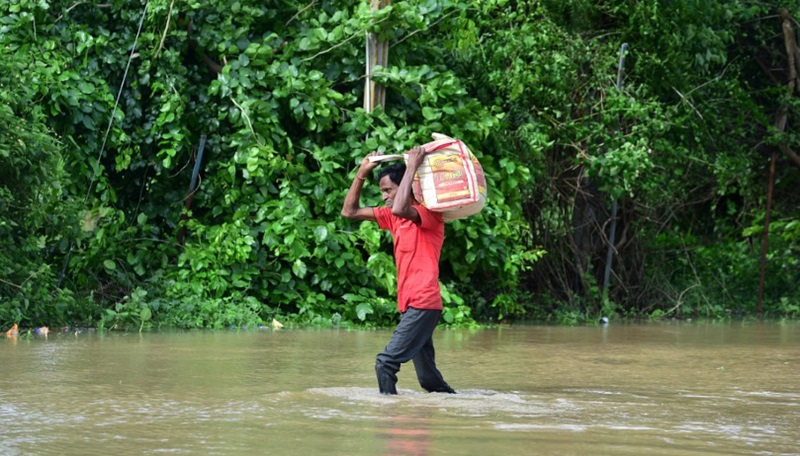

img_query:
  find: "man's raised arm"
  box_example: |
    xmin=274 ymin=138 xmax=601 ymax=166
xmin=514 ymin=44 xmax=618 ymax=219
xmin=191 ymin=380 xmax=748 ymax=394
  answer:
xmin=341 ymin=152 xmax=379 ymax=222
xmin=391 ymin=146 xmax=424 ymax=224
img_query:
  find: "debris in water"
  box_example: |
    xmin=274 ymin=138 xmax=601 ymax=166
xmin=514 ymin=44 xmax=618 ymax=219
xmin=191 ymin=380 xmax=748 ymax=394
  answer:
xmin=4 ymin=323 xmax=18 ymax=338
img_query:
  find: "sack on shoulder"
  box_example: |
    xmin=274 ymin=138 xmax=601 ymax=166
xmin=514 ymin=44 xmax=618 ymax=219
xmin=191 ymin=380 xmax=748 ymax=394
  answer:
xmin=370 ymin=133 xmax=487 ymax=221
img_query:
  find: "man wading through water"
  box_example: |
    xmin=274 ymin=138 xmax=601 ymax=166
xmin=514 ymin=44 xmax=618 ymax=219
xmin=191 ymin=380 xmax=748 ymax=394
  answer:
xmin=341 ymin=146 xmax=456 ymax=395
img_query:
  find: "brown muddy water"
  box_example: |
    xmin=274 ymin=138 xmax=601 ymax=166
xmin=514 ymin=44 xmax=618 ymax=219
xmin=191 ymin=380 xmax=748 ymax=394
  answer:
xmin=1 ymin=322 xmax=798 ymax=455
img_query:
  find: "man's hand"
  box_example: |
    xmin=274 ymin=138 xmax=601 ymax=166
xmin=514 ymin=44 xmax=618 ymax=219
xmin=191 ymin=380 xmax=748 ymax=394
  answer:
xmin=342 ymin=151 xmax=381 ymax=222
xmin=358 ymin=151 xmax=380 ymax=178
xmin=406 ymin=146 xmax=426 ymax=171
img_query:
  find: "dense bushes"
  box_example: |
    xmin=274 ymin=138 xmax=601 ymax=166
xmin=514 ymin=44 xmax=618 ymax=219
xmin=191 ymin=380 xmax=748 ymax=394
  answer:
xmin=1 ymin=0 xmax=798 ymax=330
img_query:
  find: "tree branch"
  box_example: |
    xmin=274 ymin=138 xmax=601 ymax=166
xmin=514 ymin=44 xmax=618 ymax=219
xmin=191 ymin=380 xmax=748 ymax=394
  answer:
xmin=779 ymin=143 xmax=800 ymax=166
xmin=155 ymin=0 xmax=176 ymax=59
xmin=777 ymin=8 xmax=800 ymax=167
xmin=285 ymin=1 xmax=317 ymax=27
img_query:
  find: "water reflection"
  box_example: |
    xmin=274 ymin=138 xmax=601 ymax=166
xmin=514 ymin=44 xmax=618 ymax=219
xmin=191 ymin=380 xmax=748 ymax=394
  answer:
xmin=379 ymin=414 xmax=431 ymax=456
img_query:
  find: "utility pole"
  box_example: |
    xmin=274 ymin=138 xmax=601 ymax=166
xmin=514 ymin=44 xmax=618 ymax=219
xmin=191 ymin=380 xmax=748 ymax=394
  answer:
xmin=602 ymin=43 xmax=630 ymax=299
xmin=364 ymin=0 xmax=391 ymax=113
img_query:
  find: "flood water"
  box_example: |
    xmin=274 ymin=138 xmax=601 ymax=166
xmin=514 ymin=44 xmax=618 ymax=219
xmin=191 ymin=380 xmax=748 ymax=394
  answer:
xmin=1 ymin=322 xmax=798 ymax=455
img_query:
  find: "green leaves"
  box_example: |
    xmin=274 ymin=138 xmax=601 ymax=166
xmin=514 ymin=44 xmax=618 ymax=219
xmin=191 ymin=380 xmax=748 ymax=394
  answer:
xmin=355 ymin=303 xmax=374 ymax=321
xmin=292 ymin=259 xmax=308 ymax=279
xmin=314 ymin=226 xmax=328 ymax=242
xmin=421 ymin=106 xmax=441 ymax=121
xmin=7 ymin=0 xmax=792 ymax=329
xmin=589 ymin=138 xmax=655 ymax=200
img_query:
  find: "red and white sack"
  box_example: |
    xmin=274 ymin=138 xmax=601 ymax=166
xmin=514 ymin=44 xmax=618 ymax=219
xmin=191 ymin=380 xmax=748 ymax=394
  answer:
xmin=369 ymin=133 xmax=487 ymax=221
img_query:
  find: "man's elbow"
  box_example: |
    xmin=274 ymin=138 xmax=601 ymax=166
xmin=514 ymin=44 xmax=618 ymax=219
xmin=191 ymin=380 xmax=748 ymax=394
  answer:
xmin=341 ymin=205 xmax=362 ymax=219
xmin=391 ymin=206 xmax=411 ymax=218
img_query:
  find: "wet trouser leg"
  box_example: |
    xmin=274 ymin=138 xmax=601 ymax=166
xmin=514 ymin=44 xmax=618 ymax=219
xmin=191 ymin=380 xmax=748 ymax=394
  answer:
xmin=375 ymin=307 xmax=455 ymax=394
xmin=412 ymin=333 xmax=455 ymax=393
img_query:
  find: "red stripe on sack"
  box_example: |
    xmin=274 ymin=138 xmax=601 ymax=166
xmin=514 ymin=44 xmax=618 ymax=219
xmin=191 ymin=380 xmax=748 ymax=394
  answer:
xmin=426 ymin=140 xmax=456 ymax=153
xmin=457 ymin=140 xmax=478 ymax=203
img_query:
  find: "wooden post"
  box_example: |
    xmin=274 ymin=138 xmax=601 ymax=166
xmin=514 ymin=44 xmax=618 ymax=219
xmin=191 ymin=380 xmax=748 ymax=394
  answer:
xmin=757 ymin=151 xmax=776 ymax=318
xmin=364 ymin=0 xmax=391 ymax=113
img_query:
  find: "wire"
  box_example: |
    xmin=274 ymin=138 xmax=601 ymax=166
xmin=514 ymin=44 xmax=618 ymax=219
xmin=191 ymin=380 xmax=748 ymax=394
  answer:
xmin=57 ymin=0 xmax=150 ymax=288
xmin=85 ymin=0 xmax=150 ymax=202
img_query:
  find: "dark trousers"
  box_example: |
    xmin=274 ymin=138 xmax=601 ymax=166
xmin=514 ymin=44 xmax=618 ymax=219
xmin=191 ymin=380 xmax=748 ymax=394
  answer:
xmin=375 ymin=307 xmax=455 ymax=394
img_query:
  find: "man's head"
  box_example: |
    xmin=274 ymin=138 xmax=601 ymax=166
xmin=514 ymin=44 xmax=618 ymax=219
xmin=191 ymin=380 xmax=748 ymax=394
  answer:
xmin=376 ymin=163 xmax=406 ymax=208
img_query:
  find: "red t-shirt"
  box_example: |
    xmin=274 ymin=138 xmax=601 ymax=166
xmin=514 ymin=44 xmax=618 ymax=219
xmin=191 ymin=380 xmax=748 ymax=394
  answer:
xmin=374 ymin=205 xmax=444 ymax=313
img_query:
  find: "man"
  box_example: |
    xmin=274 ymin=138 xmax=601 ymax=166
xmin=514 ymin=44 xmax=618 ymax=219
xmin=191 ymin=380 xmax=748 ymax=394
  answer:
xmin=341 ymin=146 xmax=456 ymax=395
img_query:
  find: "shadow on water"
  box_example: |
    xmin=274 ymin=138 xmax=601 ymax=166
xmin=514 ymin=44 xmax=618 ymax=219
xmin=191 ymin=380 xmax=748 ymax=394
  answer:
xmin=1 ymin=322 xmax=798 ymax=455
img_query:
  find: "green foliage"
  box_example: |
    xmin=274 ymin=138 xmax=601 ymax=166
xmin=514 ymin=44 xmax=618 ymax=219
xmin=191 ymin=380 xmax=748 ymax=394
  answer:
xmin=1 ymin=0 xmax=537 ymax=329
xmin=440 ymin=282 xmax=477 ymax=327
xmin=2 ymin=0 xmax=800 ymax=329
xmin=463 ymin=0 xmax=800 ymax=321
xmin=0 ymin=36 xmax=88 ymax=325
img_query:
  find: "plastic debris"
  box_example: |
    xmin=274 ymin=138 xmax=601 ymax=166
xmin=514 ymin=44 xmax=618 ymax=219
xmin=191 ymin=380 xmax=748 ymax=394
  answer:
xmin=4 ymin=323 xmax=18 ymax=338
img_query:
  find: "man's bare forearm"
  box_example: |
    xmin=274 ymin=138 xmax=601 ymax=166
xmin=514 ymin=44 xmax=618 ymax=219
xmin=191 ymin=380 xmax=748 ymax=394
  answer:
xmin=391 ymin=146 xmax=424 ymax=222
xmin=341 ymin=153 xmax=378 ymax=221
xmin=341 ymin=172 xmax=368 ymax=218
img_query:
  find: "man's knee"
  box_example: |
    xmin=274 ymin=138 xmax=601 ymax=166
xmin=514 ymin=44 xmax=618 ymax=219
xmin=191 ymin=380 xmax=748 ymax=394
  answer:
xmin=376 ymin=353 xmax=402 ymax=374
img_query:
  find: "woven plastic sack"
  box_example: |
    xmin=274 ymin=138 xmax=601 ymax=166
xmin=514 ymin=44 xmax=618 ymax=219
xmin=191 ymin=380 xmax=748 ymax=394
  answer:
xmin=369 ymin=133 xmax=487 ymax=221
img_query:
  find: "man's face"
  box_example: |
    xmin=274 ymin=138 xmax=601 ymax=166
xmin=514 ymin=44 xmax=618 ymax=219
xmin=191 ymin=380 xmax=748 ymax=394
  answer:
xmin=379 ymin=175 xmax=399 ymax=208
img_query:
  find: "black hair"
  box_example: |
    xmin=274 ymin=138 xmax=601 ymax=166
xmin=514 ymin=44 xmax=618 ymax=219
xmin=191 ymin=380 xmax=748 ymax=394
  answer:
xmin=376 ymin=162 xmax=406 ymax=185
